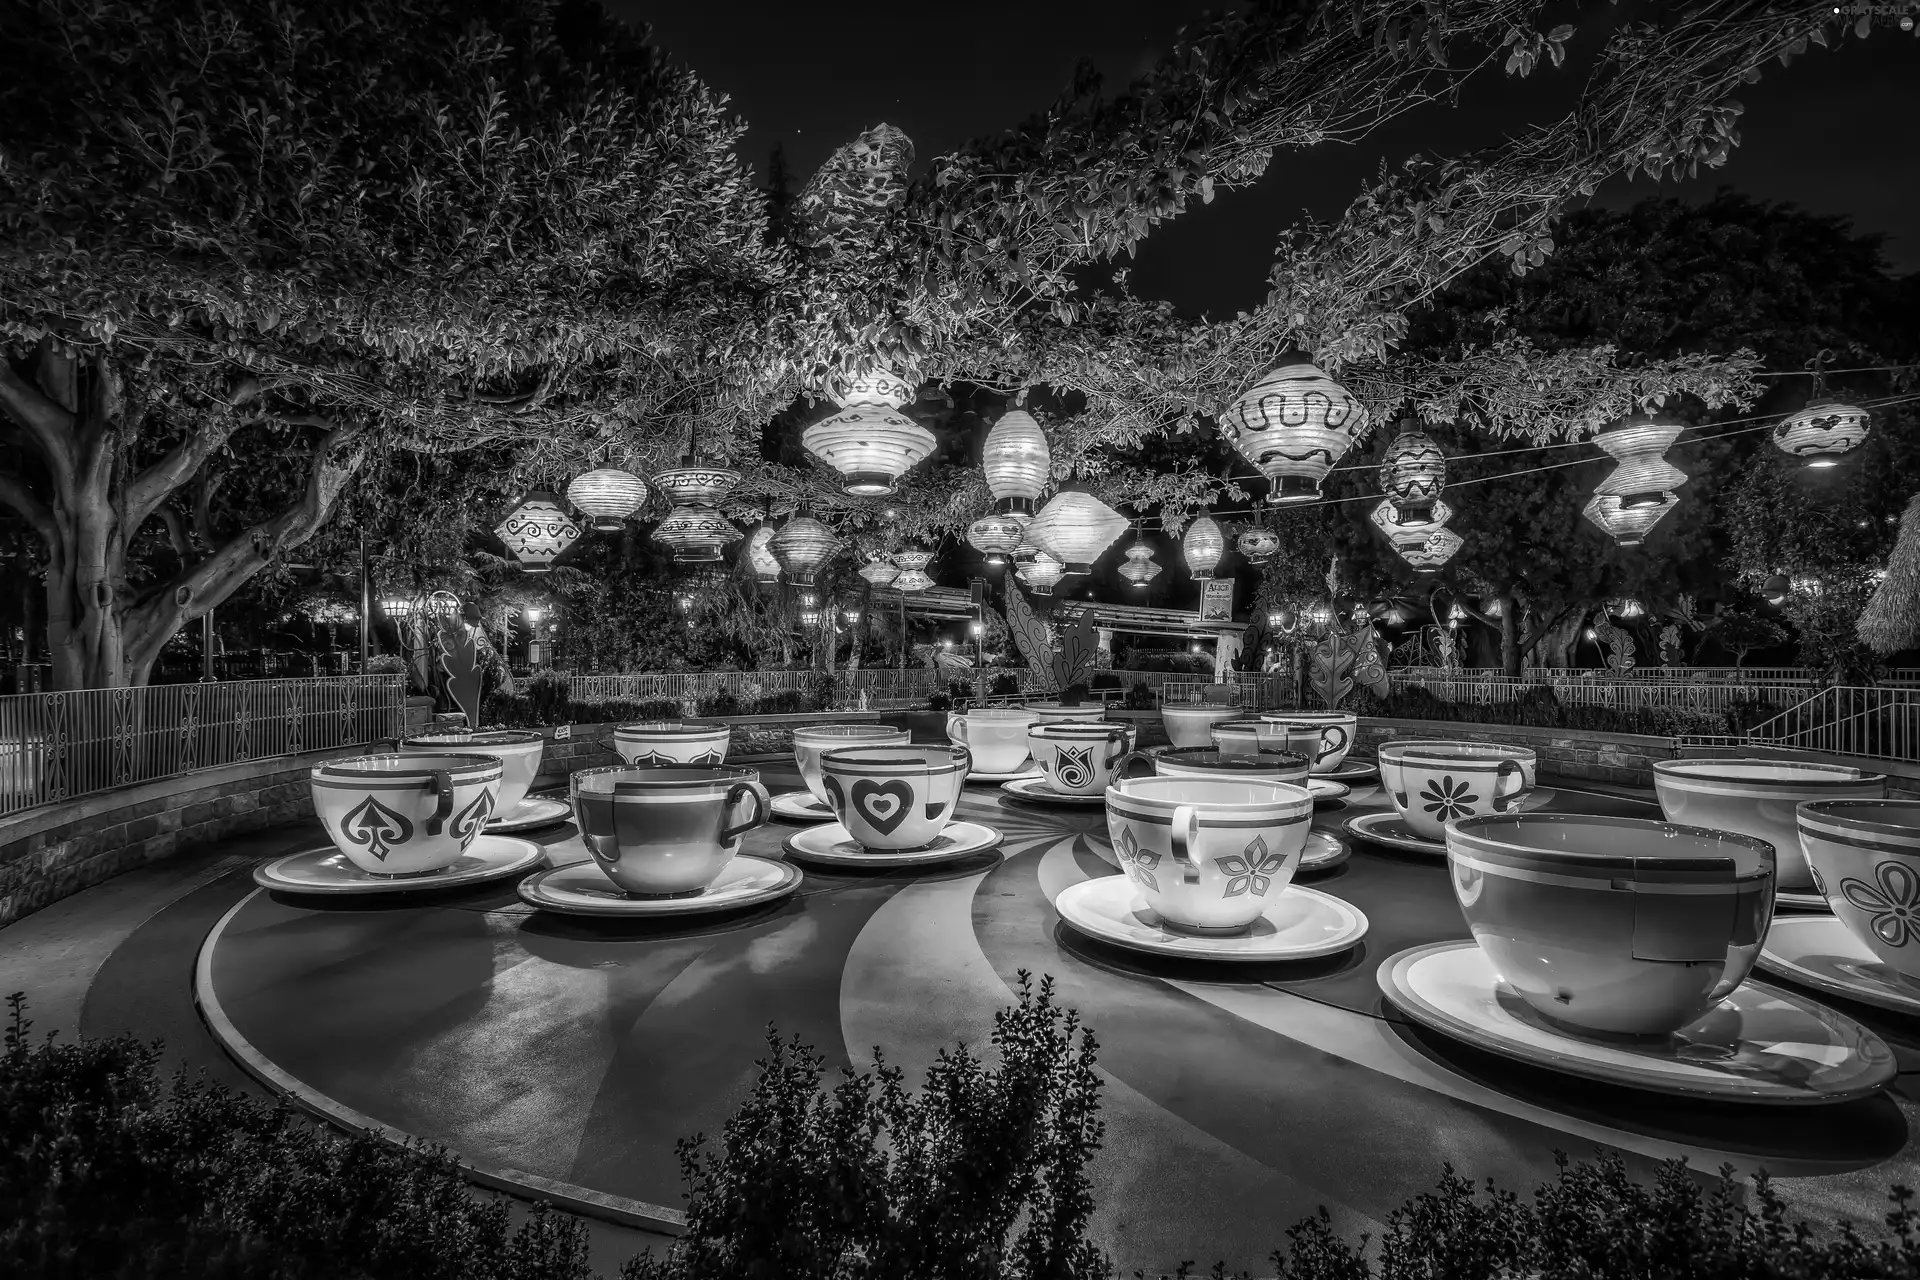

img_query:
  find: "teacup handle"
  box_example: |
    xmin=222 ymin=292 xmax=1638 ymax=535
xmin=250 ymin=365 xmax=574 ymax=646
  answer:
xmin=1321 ymin=725 xmax=1349 ymax=759
xmin=1489 ymin=759 xmax=1529 ymax=813
xmin=1101 ymin=728 xmax=1128 ymax=771
xmin=1116 ymin=748 xmax=1156 ymax=779
xmin=946 ymin=714 xmax=967 ymax=746
xmin=1169 ymin=804 xmax=1202 ymax=884
xmin=422 ymin=769 xmax=455 ymax=835
xmin=952 ymin=745 xmax=972 ymax=777
xmin=719 ymin=779 xmax=771 ymax=845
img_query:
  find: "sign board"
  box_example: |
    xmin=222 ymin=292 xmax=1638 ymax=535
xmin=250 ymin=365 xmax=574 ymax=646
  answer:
xmin=553 ymin=724 xmax=572 ymax=740
xmin=1199 ymin=579 xmax=1235 ymax=623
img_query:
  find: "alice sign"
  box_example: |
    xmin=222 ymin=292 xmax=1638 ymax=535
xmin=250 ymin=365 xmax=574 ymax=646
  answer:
xmin=1199 ymin=579 xmax=1235 ymax=623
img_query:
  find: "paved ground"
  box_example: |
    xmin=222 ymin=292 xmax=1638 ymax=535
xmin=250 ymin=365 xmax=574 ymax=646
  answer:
xmin=7 ymin=761 xmax=1920 ymax=1277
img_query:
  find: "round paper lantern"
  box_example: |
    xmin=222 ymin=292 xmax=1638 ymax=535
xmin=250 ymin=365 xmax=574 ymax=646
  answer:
xmin=1016 ymin=551 xmax=1066 ymax=596
xmin=1379 ymin=430 xmax=1447 ymax=517
xmin=842 ymin=370 xmax=916 ymax=409
xmin=858 ymin=555 xmax=900 ymax=587
xmin=770 ymin=515 xmax=842 ymax=585
xmin=1221 ymin=358 xmax=1369 ymax=504
xmin=494 ymin=492 xmax=581 ymax=573
xmin=1236 ymin=529 xmax=1279 ymax=565
xmin=745 ymin=524 xmax=782 ymax=582
xmin=652 ymin=505 xmax=739 ymax=563
xmin=1118 ymin=538 xmax=1161 ymax=587
xmin=1762 ymin=573 xmax=1791 ymax=605
xmin=1183 ymin=514 xmax=1224 ymax=581
xmin=802 ymin=403 xmax=937 ymax=496
xmin=652 ymin=457 xmax=741 ymax=508
xmin=983 ymin=409 xmax=1051 ymax=516
xmin=1025 ymin=487 xmax=1128 ymax=573
xmin=966 ymin=513 xmax=1025 ymax=563
xmin=1773 ymin=400 xmax=1871 ymax=468
xmin=565 ymin=469 xmax=648 ymax=532
xmin=1399 ymin=527 xmax=1463 ymax=573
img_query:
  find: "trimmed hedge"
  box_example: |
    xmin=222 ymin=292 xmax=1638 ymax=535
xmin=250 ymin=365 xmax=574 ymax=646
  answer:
xmin=1348 ymin=684 xmax=1782 ymax=739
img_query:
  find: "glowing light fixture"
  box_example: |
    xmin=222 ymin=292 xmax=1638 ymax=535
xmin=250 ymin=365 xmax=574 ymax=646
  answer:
xmin=801 ymin=369 xmax=933 ymax=495
xmin=1762 ymin=573 xmax=1790 ymax=605
xmin=565 ymin=469 xmax=649 ymax=532
xmin=380 ymin=596 xmax=415 ymax=620
xmin=1236 ymin=529 xmax=1279 ymax=565
xmin=770 ymin=514 xmax=842 ymax=585
xmin=1379 ymin=428 xmax=1447 ymax=517
xmin=495 ymin=492 xmax=581 ymax=573
xmin=966 ymin=513 xmax=1025 ymax=564
xmin=858 ymin=555 xmax=900 ymax=587
xmin=1221 ymin=357 xmax=1369 ymax=504
xmin=1370 ymin=497 xmax=1458 ymax=571
xmin=1584 ymin=416 xmax=1688 ymax=546
xmin=1026 ymin=486 xmax=1128 ymax=573
xmin=1015 ymin=550 xmax=1066 ymax=596
xmin=891 ymin=548 xmax=934 ymax=593
xmin=982 ymin=408 xmax=1051 ymax=516
xmin=1118 ymin=535 xmax=1161 ymax=587
xmin=745 ymin=524 xmax=782 ymax=583
xmin=1773 ymin=401 xmax=1871 ymax=468
xmin=1398 ymin=527 xmax=1463 ymax=573
xmin=653 ymin=505 xmax=739 ymax=563
xmin=651 ymin=456 xmax=741 ymax=508
xmin=1182 ymin=514 xmax=1224 ymax=580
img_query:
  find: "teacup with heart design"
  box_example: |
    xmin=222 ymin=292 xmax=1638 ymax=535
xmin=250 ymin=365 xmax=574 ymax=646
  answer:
xmin=944 ymin=708 xmax=1036 ymax=774
xmin=1027 ymin=721 xmax=1131 ymax=795
xmin=1103 ymin=776 xmax=1315 ymax=932
xmin=571 ymin=764 xmax=771 ymax=895
xmin=1380 ymin=741 xmax=1537 ymax=841
xmin=819 ymin=744 xmax=971 ymax=850
xmin=1259 ymin=712 xmax=1357 ymax=773
xmin=310 ymin=753 xmax=504 ymax=877
xmin=791 ymin=724 xmax=911 ymax=804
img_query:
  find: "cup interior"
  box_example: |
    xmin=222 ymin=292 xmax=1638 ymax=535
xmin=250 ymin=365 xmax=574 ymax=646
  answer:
xmin=1156 ymin=748 xmax=1305 ymax=772
xmin=320 ymin=752 xmax=498 ymax=779
xmin=1453 ymin=812 xmax=1772 ymax=876
xmin=614 ymin=720 xmax=726 ymax=736
xmin=823 ymin=744 xmax=967 ymax=772
xmin=402 ymin=730 xmax=542 ymax=748
xmin=1381 ymin=740 xmax=1531 ymax=762
xmin=573 ymin=764 xmax=755 ymax=796
xmin=794 ymin=724 xmax=908 ymax=743
xmin=966 ymin=709 xmax=1036 ymax=724
xmin=1659 ymin=758 xmax=1876 ymax=785
xmin=1110 ymin=776 xmax=1306 ymax=810
xmin=1800 ymin=798 xmax=1920 ymax=836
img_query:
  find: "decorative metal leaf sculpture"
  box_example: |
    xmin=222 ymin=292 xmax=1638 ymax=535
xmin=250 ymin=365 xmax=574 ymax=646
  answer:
xmin=1057 ymin=610 xmax=1100 ymax=690
xmin=1306 ymin=633 xmax=1356 ymax=710
xmin=1002 ymin=584 xmax=1058 ymax=686
xmin=1592 ymin=615 xmax=1637 ymax=673
xmin=1350 ymin=625 xmax=1390 ymax=697
xmin=434 ymin=614 xmax=485 ymax=728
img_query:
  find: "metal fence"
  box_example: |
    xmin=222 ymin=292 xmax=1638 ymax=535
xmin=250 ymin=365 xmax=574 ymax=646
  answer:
xmin=1386 ymin=671 xmax=1809 ymax=719
xmin=0 ymin=675 xmax=407 ymax=817
xmin=1684 ymin=686 xmax=1920 ymax=762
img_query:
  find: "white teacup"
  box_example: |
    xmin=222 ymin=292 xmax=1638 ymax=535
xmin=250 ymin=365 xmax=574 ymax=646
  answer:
xmin=1104 ymin=776 xmax=1315 ymax=932
xmin=1027 ymin=721 xmax=1131 ymax=795
xmin=613 ymin=720 xmax=732 ymax=766
xmin=792 ymin=724 xmax=911 ymax=804
xmin=1161 ymin=705 xmax=1243 ymax=749
xmin=398 ymin=729 xmax=543 ymax=817
xmin=1026 ymin=701 xmax=1109 ymax=724
xmin=1213 ymin=719 xmax=1320 ymax=763
xmin=1260 ymin=712 xmax=1358 ymax=773
xmin=310 ymin=752 xmax=503 ymax=876
xmin=1448 ymin=812 xmax=1774 ymax=1036
xmin=1380 ymin=741 xmax=1537 ymax=842
xmin=572 ymin=764 xmax=770 ymax=895
xmin=1799 ymin=799 xmax=1920 ymax=978
xmin=1655 ymin=758 xmax=1887 ymax=892
xmin=820 ymin=744 xmax=970 ymax=850
xmin=1124 ymin=747 xmax=1311 ymax=787
xmin=945 ymin=708 xmax=1036 ymax=774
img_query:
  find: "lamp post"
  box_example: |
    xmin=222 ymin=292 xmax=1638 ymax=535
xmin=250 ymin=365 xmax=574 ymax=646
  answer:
xmin=358 ymin=534 xmax=370 ymax=672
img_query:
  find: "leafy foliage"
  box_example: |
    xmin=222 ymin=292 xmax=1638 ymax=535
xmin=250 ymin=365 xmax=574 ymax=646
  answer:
xmin=1351 ymin=684 xmax=1779 ymax=738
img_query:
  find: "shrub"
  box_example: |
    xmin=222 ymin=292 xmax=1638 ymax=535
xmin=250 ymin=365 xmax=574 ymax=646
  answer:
xmin=811 ymin=674 xmax=837 ymax=712
xmin=1356 ymin=684 xmax=1732 ymax=738
xmin=696 ymin=689 xmax=743 ymax=718
xmin=753 ymin=689 xmax=810 ymax=715
xmin=1088 ymin=673 xmax=1121 ymax=692
xmin=365 ymin=654 xmax=407 ymax=676
xmin=1122 ymin=683 xmax=1158 ymax=711
xmin=928 ymin=692 xmax=952 ymax=712
xmin=989 ymin=672 xmax=1022 ymax=697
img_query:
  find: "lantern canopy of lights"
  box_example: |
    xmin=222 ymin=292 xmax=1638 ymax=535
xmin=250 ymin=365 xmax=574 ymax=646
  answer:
xmin=495 ymin=492 xmax=581 ymax=573
xmin=1026 ymin=487 xmax=1129 ymax=573
xmin=1221 ymin=358 xmax=1369 ymax=504
xmin=1584 ymin=416 xmax=1688 ymax=546
xmin=1773 ymin=400 xmax=1871 ymax=468
xmin=745 ymin=524 xmax=782 ymax=583
xmin=1016 ymin=550 xmax=1066 ymax=595
xmin=982 ymin=408 xmax=1051 ymax=516
xmin=1118 ymin=538 xmax=1162 ymax=587
xmin=1236 ymin=529 xmax=1279 ymax=565
xmin=1379 ymin=429 xmax=1447 ymax=518
xmin=966 ymin=513 xmax=1026 ymax=563
xmin=652 ymin=505 xmax=740 ymax=563
xmin=770 ymin=515 xmax=842 ymax=585
xmin=891 ymin=548 xmax=934 ymax=593
xmin=651 ymin=456 xmax=742 ymax=508
xmin=565 ymin=468 xmax=648 ymax=532
xmin=858 ymin=555 xmax=900 ymax=587
xmin=1182 ymin=514 xmax=1225 ymax=581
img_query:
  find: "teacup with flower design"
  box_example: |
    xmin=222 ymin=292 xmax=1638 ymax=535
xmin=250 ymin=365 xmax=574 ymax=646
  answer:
xmin=1378 ymin=740 xmax=1536 ymax=842
xmin=1799 ymin=799 xmax=1920 ymax=979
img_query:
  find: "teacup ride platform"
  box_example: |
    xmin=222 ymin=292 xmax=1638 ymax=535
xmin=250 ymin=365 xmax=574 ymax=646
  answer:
xmin=486 ymin=795 xmax=574 ymax=833
xmin=769 ymin=790 xmax=837 ymax=822
xmin=784 ymin=821 xmax=1004 ymax=869
xmin=519 ymin=855 xmax=802 ymax=918
xmin=1000 ymin=776 xmax=1106 ymax=806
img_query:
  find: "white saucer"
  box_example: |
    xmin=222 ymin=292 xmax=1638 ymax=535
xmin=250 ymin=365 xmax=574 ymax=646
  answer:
xmin=968 ymin=767 xmax=1043 ymax=784
xmin=517 ymin=855 xmax=801 ymax=917
xmin=1309 ymin=778 xmax=1350 ymax=804
xmin=1344 ymin=811 xmax=1447 ymax=857
xmin=254 ymin=835 xmax=546 ymax=895
xmin=1758 ymin=915 xmax=1920 ymax=1016
xmin=486 ymin=796 xmax=572 ymax=832
xmin=1297 ymin=831 xmax=1350 ymax=873
xmin=1317 ymin=761 xmax=1379 ymax=783
xmin=1378 ymin=941 xmax=1896 ymax=1104
xmin=1001 ymin=776 xmax=1106 ymax=806
xmin=771 ymin=790 xmax=836 ymax=822
xmin=1776 ymin=890 xmax=1831 ymax=912
xmin=1055 ymin=877 xmax=1368 ymax=961
xmin=784 ymin=820 xmax=1004 ymax=868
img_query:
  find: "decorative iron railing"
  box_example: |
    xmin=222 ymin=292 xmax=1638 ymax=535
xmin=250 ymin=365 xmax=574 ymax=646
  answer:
xmin=0 ymin=675 xmax=407 ymax=817
xmin=1680 ymin=686 xmax=1920 ymax=762
xmin=1386 ymin=671 xmax=1809 ymax=718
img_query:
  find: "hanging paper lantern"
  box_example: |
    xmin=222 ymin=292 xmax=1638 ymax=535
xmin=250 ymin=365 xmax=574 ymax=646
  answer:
xmin=1118 ymin=538 xmax=1161 ymax=587
xmin=652 ymin=505 xmax=739 ymax=563
xmin=801 ymin=401 xmax=937 ymax=496
xmin=651 ymin=456 xmax=741 ymax=508
xmin=842 ymin=370 xmax=916 ymax=409
xmin=1582 ymin=493 xmax=1679 ymax=548
xmin=1369 ymin=498 xmax=1456 ymax=544
xmin=858 ymin=555 xmax=900 ymax=587
xmin=1236 ymin=529 xmax=1279 ymax=565
xmin=1025 ymin=487 xmax=1128 ymax=573
xmin=891 ymin=549 xmax=934 ymax=593
xmin=1399 ymin=528 xmax=1463 ymax=573
xmin=1015 ymin=550 xmax=1066 ymax=596
xmin=565 ymin=468 xmax=648 ymax=532
xmin=1221 ymin=358 xmax=1369 ymax=504
xmin=1761 ymin=573 xmax=1791 ymax=605
xmin=494 ymin=492 xmax=581 ymax=573
xmin=1585 ymin=416 xmax=1688 ymax=546
xmin=1183 ymin=514 xmax=1224 ymax=580
xmin=966 ymin=513 xmax=1025 ymax=563
xmin=745 ymin=524 xmax=782 ymax=582
xmin=982 ymin=409 xmax=1051 ymax=516
xmin=770 ymin=514 xmax=842 ymax=585
xmin=1379 ymin=430 xmax=1447 ymax=517
xmin=1773 ymin=400 xmax=1871 ymax=468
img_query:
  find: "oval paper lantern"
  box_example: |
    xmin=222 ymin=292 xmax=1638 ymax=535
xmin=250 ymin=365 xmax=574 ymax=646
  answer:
xmin=1772 ymin=400 xmax=1871 ymax=468
xmin=770 ymin=515 xmax=842 ymax=585
xmin=983 ymin=409 xmax=1051 ymax=516
xmin=802 ymin=404 xmax=937 ymax=496
xmin=1379 ymin=430 xmax=1447 ymax=517
xmin=495 ymin=492 xmax=581 ymax=573
xmin=566 ymin=469 xmax=648 ymax=532
xmin=1025 ymin=487 xmax=1128 ymax=573
xmin=1236 ymin=529 xmax=1279 ymax=565
xmin=652 ymin=457 xmax=742 ymax=508
xmin=1016 ymin=550 xmax=1066 ymax=596
xmin=1221 ymin=359 xmax=1368 ymax=504
xmin=652 ymin=504 xmax=739 ymax=563
xmin=966 ymin=513 xmax=1025 ymax=563
xmin=1183 ymin=514 xmax=1224 ymax=580
xmin=841 ymin=369 xmax=916 ymax=409
xmin=745 ymin=524 xmax=781 ymax=582
xmin=1118 ymin=539 xmax=1161 ymax=587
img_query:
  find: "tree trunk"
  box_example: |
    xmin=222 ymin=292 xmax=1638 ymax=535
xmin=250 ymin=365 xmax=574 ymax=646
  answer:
xmin=1498 ymin=593 xmax=1520 ymax=677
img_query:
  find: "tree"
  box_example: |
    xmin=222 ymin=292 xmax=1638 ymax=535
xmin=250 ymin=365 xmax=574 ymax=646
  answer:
xmin=1706 ymin=609 xmax=1788 ymax=667
xmin=0 ymin=0 xmax=775 ymax=686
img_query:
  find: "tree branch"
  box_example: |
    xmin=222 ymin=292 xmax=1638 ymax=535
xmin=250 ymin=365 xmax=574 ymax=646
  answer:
xmin=0 ymin=358 xmax=77 ymax=490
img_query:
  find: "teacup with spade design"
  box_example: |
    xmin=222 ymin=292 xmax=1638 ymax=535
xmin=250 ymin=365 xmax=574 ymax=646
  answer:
xmin=310 ymin=752 xmax=504 ymax=877
xmin=819 ymin=744 xmax=971 ymax=850
xmin=1027 ymin=721 xmax=1131 ymax=795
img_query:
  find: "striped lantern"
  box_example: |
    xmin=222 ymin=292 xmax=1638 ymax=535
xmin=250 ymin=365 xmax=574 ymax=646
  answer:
xmin=802 ymin=403 xmax=937 ymax=496
xmin=1379 ymin=430 xmax=1447 ymax=518
xmin=1585 ymin=416 xmax=1688 ymax=545
xmin=745 ymin=524 xmax=782 ymax=582
xmin=1016 ymin=550 xmax=1067 ymax=596
xmin=966 ymin=513 xmax=1025 ymax=563
xmin=982 ymin=409 xmax=1051 ymax=516
xmin=1025 ymin=487 xmax=1128 ymax=573
xmin=858 ymin=555 xmax=901 ymax=587
xmin=1221 ymin=359 xmax=1369 ymax=504
xmin=770 ymin=514 xmax=842 ymax=585
xmin=565 ymin=469 xmax=648 ymax=532
xmin=1118 ymin=539 xmax=1162 ymax=587
xmin=494 ymin=492 xmax=581 ymax=573
xmin=1182 ymin=514 xmax=1225 ymax=581
xmin=652 ymin=505 xmax=739 ymax=563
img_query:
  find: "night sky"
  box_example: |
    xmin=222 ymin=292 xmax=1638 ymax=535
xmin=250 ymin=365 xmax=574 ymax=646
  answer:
xmin=611 ymin=0 xmax=1920 ymax=317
